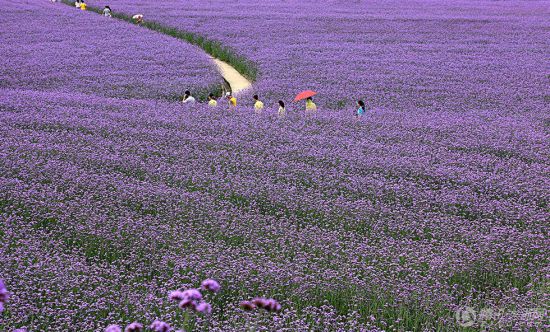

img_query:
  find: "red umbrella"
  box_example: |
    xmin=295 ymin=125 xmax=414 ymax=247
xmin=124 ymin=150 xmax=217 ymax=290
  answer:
xmin=294 ymin=90 xmax=317 ymax=102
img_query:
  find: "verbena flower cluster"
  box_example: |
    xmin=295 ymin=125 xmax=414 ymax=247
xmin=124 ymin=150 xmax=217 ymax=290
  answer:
xmin=0 ymin=280 xmax=9 ymax=313
xmin=0 ymin=1 xmax=222 ymax=100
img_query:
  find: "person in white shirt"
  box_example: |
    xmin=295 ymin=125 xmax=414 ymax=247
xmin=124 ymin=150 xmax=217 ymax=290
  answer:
xmin=182 ymin=90 xmax=196 ymax=104
xmin=103 ymin=6 xmax=112 ymax=17
xmin=132 ymin=14 xmax=144 ymax=24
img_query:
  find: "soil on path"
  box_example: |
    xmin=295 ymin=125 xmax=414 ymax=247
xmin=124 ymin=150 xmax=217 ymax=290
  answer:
xmin=211 ymin=57 xmax=252 ymax=94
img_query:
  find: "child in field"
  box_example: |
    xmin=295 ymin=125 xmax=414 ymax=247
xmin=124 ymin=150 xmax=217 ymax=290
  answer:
xmin=182 ymin=90 xmax=196 ymax=104
xmin=103 ymin=6 xmax=112 ymax=17
xmin=226 ymin=92 xmax=237 ymax=109
xmin=253 ymin=95 xmax=264 ymax=113
xmin=79 ymin=1 xmax=87 ymax=10
xmin=278 ymin=100 xmax=286 ymax=118
xmin=208 ymin=94 xmax=218 ymax=107
xmin=356 ymin=100 xmax=366 ymax=117
xmin=305 ymin=97 xmax=317 ymax=113
xmin=75 ymin=0 xmax=82 ymax=8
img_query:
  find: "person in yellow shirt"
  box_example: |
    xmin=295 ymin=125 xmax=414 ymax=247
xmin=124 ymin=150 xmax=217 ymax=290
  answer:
xmin=80 ymin=1 xmax=87 ymax=10
xmin=305 ymin=97 xmax=317 ymax=113
xmin=253 ymin=94 xmax=264 ymax=114
xmin=226 ymin=92 xmax=237 ymax=109
xmin=208 ymin=93 xmax=218 ymax=107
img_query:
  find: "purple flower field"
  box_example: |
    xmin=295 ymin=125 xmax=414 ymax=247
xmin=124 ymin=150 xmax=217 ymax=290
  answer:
xmin=88 ymin=0 xmax=548 ymax=111
xmin=0 ymin=0 xmax=549 ymax=331
xmin=0 ymin=1 xmax=222 ymax=100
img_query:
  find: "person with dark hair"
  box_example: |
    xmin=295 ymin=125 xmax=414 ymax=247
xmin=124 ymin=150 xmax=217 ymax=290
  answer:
xmin=182 ymin=90 xmax=196 ymax=104
xmin=132 ymin=14 xmax=144 ymax=24
xmin=356 ymin=100 xmax=366 ymax=117
xmin=103 ymin=6 xmax=112 ymax=17
xmin=226 ymin=92 xmax=237 ymax=109
xmin=278 ymin=100 xmax=286 ymax=118
xmin=79 ymin=0 xmax=87 ymax=10
xmin=75 ymin=0 xmax=82 ymax=8
xmin=208 ymin=93 xmax=218 ymax=107
xmin=253 ymin=94 xmax=264 ymax=113
xmin=305 ymin=96 xmax=317 ymax=113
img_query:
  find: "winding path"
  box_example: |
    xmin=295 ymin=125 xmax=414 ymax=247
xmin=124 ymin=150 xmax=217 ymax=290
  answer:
xmin=62 ymin=1 xmax=253 ymax=94
xmin=210 ymin=58 xmax=252 ymax=94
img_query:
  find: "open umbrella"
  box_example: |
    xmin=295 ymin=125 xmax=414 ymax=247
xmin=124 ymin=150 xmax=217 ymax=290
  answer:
xmin=294 ymin=90 xmax=317 ymax=102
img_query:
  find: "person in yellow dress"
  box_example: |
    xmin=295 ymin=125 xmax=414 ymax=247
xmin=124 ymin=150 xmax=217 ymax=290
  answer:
xmin=208 ymin=93 xmax=218 ymax=107
xmin=226 ymin=92 xmax=237 ymax=109
xmin=253 ymin=94 xmax=264 ymax=114
xmin=305 ymin=97 xmax=317 ymax=114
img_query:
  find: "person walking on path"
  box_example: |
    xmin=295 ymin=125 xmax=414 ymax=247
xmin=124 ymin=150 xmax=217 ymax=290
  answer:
xmin=305 ymin=97 xmax=317 ymax=114
xmin=278 ymin=100 xmax=286 ymax=118
xmin=75 ymin=0 xmax=82 ymax=8
xmin=226 ymin=92 xmax=237 ymax=109
xmin=103 ymin=6 xmax=112 ymax=17
xmin=79 ymin=1 xmax=87 ymax=10
xmin=182 ymin=90 xmax=196 ymax=104
xmin=208 ymin=93 xmax=218 ymax=107
xmin=253 ymin=95 xmax=264 ymax=114
xmin=356 ymin=100 xmax=366 ymax=117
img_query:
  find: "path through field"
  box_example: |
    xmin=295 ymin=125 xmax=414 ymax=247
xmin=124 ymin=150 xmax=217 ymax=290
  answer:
xmin=211 ymin=57 xmax=252 ymax=93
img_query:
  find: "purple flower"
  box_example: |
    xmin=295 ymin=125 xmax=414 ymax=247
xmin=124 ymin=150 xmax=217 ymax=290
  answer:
xmin=150 ymin=320 xmax=171 ymax=332
xmin=124 ymin=322 xmax=143 ymax=332
xmin=178 ymin=299 xmax=197 ymax=310
xmin=105 ymin=325 xmax=122 ymax=332
xmin=251 ymin=297 xmax=281 ymax=312
xmin=0 ymin=279 xmax=9 ymax=303
xmin=168 ymin=290 xmax=186 ymax=301
xmin=200 ymin=279 xmax=220 ymax=293
xmin=182 ymin=289 xmax=202 ymax=301
xmin=240 ymin=301 xmax=257 ymax=311
xmin=195 ymin=302 xmax=212 ymax=314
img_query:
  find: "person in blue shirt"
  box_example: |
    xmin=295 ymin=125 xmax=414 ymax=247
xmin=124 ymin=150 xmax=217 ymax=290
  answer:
xmin=356 ymin=100 xmax=366 ymax=117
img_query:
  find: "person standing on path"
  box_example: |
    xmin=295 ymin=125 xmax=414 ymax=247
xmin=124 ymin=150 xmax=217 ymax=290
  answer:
xmin=305 ymin=97 xmax=317 ymax=114
xmin=356 ymin=100 xmax=366 ymax=117
xmin=226 ymin=92 xmax=237 ymax=110
xmin=182 ymin=90 xmax=196 ymax=104
xmin=208 ymin=93 xmax=218 ymax=108
xmin=103 ymin=6 xmax=112 ymax=17
xmin=253 ymin=95 xmax=264 ymax=114
xmin=75 ymin=0 xmax=82 ymax=8
xmin=79 ymin=1 xmax=87 ymax=10
xmin=278 ymin=100 xmax=286 ymax=118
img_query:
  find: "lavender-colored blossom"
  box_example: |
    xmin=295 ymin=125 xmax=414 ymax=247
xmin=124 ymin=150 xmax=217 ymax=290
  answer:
xmin=200 ymin=279 xmax=220 ymax=293
xmin=178 ymin=299 xmax=197 ymax=311
xmin=182 ymin=289 xmax=202 ymax=301
xmin=168 ymin=290 xmax=186 ymax=301
xmin=105 ymin=325 xmax=122 ymax=332
xmin=124 ymin=322 xmax=143 ymax=332
xmin=240 ymin=301 xmax=257 ymax=311
xmin=195 ymin=302 xmax=212 ymax=314
xmin=149 ymin=320 xmax=171 ymax=332
xmin=0 ymin=279 xmax=9 ymax=303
